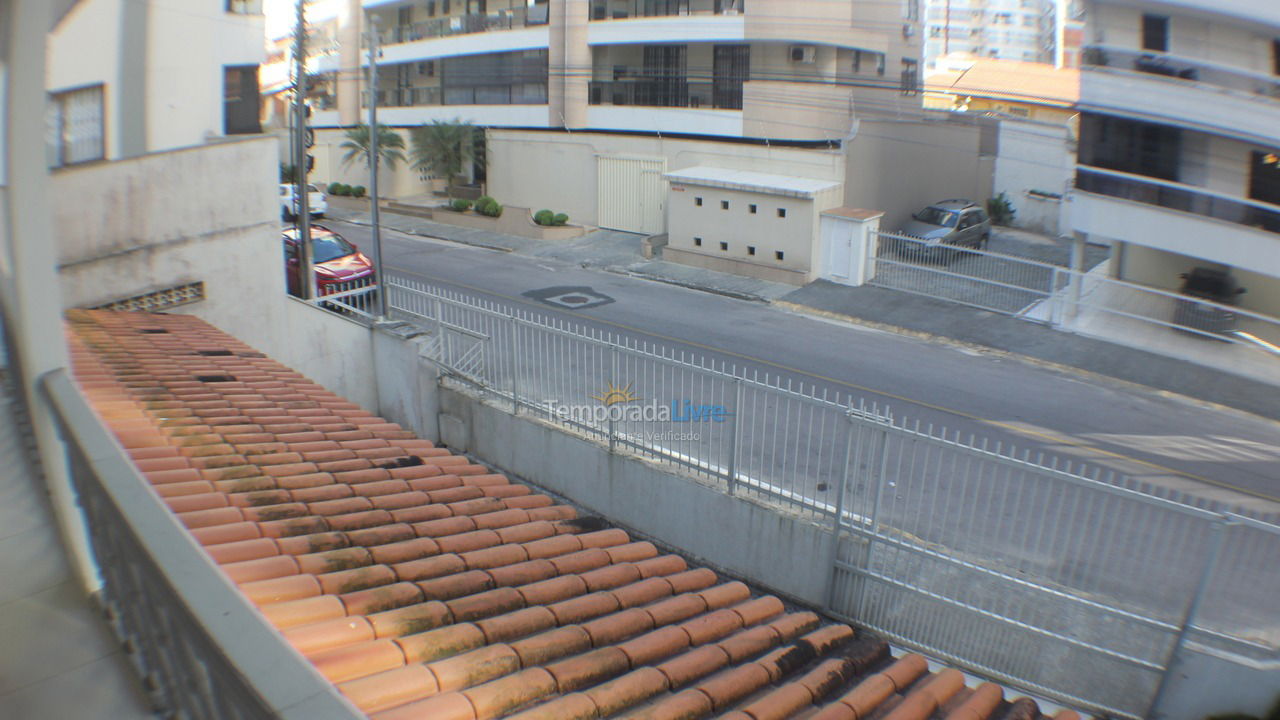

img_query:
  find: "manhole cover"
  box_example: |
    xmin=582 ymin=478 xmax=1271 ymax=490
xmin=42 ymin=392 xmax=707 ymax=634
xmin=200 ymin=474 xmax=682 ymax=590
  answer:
xmin=523 ymin=286 xmax=616 ymax=310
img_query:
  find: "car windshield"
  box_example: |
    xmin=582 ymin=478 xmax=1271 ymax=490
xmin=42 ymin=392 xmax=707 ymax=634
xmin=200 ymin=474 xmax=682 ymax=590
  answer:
xmin=916 ymin=207 xmax=958 ymax=227
xmin=311 ymin=234 xmax=355 ymax=263
xmin=308 ymin=184 xmax=320 ymax=193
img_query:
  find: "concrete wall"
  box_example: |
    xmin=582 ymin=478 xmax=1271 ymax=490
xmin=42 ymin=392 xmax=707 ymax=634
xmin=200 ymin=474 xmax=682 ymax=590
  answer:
xmin=665 ymin=182 xmax=841 ymax=282
xmin=993 ymin=119 xmax=1074 ymax=236
xmin=436 ymin=385 xmax=835 ymax=608
xmin=275 ymin=299 xmax=377 ymax=412
xmin=1158 ymin=642 xmax=1280 ymax=720
xmin=845 ymin=118 xmax=996 ymax=230
xmin=487 ymin=129 xmax=845 ymax=229
xmin=51 ymin=136 xmax=286 ymax=353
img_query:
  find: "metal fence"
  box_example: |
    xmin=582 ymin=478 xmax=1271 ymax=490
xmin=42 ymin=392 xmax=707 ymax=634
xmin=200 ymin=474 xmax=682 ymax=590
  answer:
xmin=387 ymin=275 xmax=1280 ymax=719
xmin=871 ymin=231 xmax=1280 ymax=354
xmin=306 ymin=275 xmax=381 ymax=321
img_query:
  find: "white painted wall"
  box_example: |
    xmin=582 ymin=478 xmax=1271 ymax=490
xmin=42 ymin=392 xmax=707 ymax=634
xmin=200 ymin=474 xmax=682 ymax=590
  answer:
xmin=46 ymin=0 xmax=126 ymax=159
xmin=994 ymin=119 xmax=1074 ymax=236
xmin=487 ymin=129 xmax=845 ymax=229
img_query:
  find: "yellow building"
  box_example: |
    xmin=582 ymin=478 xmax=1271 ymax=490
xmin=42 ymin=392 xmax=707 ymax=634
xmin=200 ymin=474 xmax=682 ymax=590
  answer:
xmin=924 ymin=58 xmax=1079 ymax=126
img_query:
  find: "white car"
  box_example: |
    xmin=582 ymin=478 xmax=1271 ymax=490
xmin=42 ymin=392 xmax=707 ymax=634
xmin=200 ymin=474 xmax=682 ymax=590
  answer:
xmin=280 ymin=183 xmax=327 ymax=221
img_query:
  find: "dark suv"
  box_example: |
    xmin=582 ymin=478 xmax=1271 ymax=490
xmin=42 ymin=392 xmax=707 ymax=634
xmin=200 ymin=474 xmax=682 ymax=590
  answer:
xmin=895 ymin=199 xmax=992 ymax=261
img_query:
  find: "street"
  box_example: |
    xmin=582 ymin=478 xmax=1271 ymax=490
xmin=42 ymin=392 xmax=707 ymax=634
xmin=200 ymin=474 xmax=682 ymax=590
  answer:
xmin=327 ymin=219 xmax=1280 ymax=514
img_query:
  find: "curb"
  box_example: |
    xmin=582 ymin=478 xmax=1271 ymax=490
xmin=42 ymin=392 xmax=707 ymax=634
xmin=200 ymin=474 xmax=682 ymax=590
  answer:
xmin=605 ymin=267 xmax=771 ymax=303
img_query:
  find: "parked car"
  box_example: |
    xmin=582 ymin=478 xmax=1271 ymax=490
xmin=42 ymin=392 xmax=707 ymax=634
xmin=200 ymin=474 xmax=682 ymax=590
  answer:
xmin=1173 ymin=267 xmax=1246 ymax=337
xmin=894 ymin=199 xmax=991 ymax=261
xmin=279 ymin=183 xmax=327 ymax=221
xmin=281 ymin=225 xmax=374 ymax=299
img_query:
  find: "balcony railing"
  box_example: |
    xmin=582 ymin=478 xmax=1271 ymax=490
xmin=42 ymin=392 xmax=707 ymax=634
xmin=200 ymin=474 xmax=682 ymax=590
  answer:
xmin=378 ymin=6 xmax=547 ymax=46
xmin=1076 ymin=165 xmax=1280 ymax=235
xmin=1082 ymin=45 xmax=1280 ymax=102
xmin=589 ymin=79 xmax=743 ymax=110
xmin=590 ymin=0 xmax=741 ymax=20
xmin=364 ymin=84 xmax=547 ymax=108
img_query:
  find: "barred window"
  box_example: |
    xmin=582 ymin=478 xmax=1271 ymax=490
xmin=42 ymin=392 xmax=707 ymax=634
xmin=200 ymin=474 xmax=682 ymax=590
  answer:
xmin=47 ymin=84 xmax=105 ymax=168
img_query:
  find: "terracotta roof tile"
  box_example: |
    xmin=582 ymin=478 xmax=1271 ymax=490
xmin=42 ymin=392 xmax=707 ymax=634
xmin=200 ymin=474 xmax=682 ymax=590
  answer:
xmin=68 ymin=311 xmax=1082 ymax=720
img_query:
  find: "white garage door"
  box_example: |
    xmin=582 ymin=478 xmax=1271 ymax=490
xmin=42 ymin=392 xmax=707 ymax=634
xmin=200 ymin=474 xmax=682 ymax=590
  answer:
xmin=596 ymin=155 xmax=667 ymax=235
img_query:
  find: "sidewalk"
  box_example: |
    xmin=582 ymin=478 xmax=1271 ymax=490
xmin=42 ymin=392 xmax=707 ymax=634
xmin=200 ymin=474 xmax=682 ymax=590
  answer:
xmin=331 ymin=205 xmax=1280 ymax=421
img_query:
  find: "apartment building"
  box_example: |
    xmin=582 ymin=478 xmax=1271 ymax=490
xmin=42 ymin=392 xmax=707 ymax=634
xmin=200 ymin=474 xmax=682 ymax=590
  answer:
xmin=1071 ymin=0 xmax=1280 ymax=316
xmin=299 ymin=0 xmax=927 ymax=282
xmin=923 ymin=0 xmax=1057 ymax=67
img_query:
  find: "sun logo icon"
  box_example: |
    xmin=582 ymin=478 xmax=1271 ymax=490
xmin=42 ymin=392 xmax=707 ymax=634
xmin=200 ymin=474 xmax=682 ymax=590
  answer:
xmin=591 ymin=382 xmax=640 ymax=407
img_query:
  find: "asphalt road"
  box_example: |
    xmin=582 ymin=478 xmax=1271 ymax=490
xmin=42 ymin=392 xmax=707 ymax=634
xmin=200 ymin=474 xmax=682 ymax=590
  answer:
xmin=328 ymin=219 xmax=1280 ymax=513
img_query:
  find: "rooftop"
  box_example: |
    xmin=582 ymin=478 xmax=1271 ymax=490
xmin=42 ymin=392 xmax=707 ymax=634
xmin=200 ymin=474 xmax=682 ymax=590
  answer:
xmin=926 ymin=60 xmax=1081 ymax=109
xmin=664 ymin=167 xmax=843 ymax=199
xmin=66 ymin=308 xmax=1084 ymax=720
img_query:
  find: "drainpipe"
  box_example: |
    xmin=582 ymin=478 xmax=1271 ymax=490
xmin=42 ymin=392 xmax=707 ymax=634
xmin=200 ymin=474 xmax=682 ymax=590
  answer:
xmin=4 ymin=0 xmax=100 ymax=596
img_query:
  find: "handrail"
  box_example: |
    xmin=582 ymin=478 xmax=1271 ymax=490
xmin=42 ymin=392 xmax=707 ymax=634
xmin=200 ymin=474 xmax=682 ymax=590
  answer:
xmin=1075 ymin=165 xmax=1280 ymax=236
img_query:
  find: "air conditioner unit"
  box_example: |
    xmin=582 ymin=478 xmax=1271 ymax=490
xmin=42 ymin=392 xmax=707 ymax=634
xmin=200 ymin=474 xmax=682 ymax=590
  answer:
xmin=789 ymin=45 xmax=816 ymax=64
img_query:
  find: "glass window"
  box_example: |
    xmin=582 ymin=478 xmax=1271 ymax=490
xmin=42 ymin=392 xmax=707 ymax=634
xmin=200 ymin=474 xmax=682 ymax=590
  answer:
xmin=900 ymin=58 xmax=919 ymax=95
xmin=720 ymin=200 xmax=729 ymax=210
xmin=1142 ymin=14 xmax=1168 ymax=52
xmin=47 ymin=84 xmax=105 ymax=168
xmin=916 ymin=207 xmax=958 ymax=226
xmin=311 ymin=234 xmax=356 ymax=263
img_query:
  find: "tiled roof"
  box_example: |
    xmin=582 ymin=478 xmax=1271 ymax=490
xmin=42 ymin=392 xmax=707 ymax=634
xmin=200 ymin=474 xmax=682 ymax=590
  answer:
xmin=67 ymin=309 xmax=1084 ymax=720
xmin=926 ymin=60 xmax=1080 ymax=108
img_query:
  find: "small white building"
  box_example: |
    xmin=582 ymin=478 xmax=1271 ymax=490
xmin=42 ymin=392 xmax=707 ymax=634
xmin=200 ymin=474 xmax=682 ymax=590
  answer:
xmin=663 ymin=166 xmax=843 ymax=285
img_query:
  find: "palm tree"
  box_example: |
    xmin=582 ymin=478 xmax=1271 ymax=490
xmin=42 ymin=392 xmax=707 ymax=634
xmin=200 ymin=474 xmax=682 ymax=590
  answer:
xmin=340 ymin=124 xmax=407 ymax=170
xmin=409 ymin=120 xmax=485 ymax=197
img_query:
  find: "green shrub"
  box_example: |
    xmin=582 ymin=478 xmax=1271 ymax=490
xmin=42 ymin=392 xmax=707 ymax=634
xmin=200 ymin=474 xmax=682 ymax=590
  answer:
xmin=328 ymin=182 xmax=348 ymax=196
xmin=351 ymin=185 xmax=367 ymax=198
xmin=476 ymin=198 xmax=503 ymax=218
xmin=534 ymin=209 xmax=555 ymax=226
xmin=986 ymin=192 xmax=1015 ymax=226
xmin=552 ymin=213 xmax=569 ymax=227
xmin=450 ymin=198 xmax=473 ymax=212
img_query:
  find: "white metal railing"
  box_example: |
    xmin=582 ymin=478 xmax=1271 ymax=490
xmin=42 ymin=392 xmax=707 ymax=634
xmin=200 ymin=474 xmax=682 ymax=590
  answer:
xmin=385 ymin=274 xmax=1280 ymax=719
xmin=870 ymin=230 xmax=1280 ymax=355
xmin=310 ymin=275 xmax=380 ymax=321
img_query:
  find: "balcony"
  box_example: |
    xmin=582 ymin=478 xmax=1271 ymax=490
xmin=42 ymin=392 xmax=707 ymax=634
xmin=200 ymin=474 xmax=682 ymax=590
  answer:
xmin=589 ymin=79 xmax=743 ymax=110
xmin=589 ymin=0 xmax=740 ymax=21
xmin=1073 ymin=166 xmax=1280 ymax=270
xmin=366 ymin=83 xmax=547 ymax=108
xmin=378 ymin=5 xmax=547 ymax=46
xmin=1081 ymin=46 xmax=1280 ymax=147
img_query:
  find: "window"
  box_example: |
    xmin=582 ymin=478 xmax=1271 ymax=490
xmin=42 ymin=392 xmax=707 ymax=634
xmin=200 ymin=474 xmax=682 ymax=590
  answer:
xmin=719 ymin=241 xmax=729 ymax=251
xmin=442 ymin=0 xmax=451 ymax=13
xmin=775 ymin=251 xmax=785 ymax=261
xmin=1142 ymin=14 xmax=1168 ymax=52
xmin=852 ymin=50 xmax=862 ymax=73
xmin=876 ymin=52 xmax=886 ymax=76
xmin=695 ymin=197 xmax=703 ymax=206
xmin=777 ymin=208 xmax=787 ymax=218
xmin=1079 ymin=113 xmax=1182 ymax=182
xmin=749 ymin=204 xmax=757 ymax=214
xmin=904 ymin=0 xmax=919 ymax=21
xmin=224 ymin=65 xmax=261 ymax=135
xmin=427 ymin=0 xmax=435 ymax=16
xmin=46 ymin=84 xmax=105 ymax=168
xmin=747 ymin=246 xmax=756 ymax=256
xmin=900 ymin=58 xmax=919 ymax=95
xmin=694 ymin=237 xmax=703 ymax=246
xmin=720 ymin=200 xmax=729 ymax=210
xmin=1273 ymin=39 xmax=1280 ymax=76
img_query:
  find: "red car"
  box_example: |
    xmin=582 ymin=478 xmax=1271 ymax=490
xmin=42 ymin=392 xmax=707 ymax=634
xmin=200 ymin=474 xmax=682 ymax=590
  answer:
xmin=282 ymin=225 xmax=375 ymax=298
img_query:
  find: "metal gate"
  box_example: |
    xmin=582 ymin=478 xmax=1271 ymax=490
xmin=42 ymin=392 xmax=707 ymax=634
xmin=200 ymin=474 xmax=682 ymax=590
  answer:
xmin=596 ymin=155 xmax=667 ymax=235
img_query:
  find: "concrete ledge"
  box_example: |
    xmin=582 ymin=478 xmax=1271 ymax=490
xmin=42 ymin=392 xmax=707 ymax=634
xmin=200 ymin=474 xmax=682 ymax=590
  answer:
xmin=664 ymin=246 xmax=809 ymax=285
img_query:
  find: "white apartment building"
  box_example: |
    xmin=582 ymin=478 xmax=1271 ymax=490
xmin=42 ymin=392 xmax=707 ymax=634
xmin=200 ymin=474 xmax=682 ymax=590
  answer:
xmin=46 ymin=0 xmax=266 ymax=165
xmin=923 ymin=0 xmax=1057 ymax=67
xmin=296 ymin=0 xmax=938 ymax=283
xmin=1071 ymin=0 xmax=1280 ymax=317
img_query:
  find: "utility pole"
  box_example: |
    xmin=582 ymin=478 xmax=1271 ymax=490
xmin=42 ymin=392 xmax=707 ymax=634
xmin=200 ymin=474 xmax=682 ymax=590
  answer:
xmin=293 ymin=0 xmax=317 ymax=299
xmin=366 ymin=15 xmax=387 ymax=317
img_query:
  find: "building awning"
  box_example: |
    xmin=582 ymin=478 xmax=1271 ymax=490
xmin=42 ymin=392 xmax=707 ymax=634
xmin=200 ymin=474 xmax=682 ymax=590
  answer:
xmin=664 ymin=166 xmax=842 ymax=199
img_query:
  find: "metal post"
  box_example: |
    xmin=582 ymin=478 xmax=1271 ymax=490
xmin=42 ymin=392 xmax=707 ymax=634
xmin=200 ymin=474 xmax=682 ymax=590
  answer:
xmin=823 ymin=408 xmax=862 ymax=611
xmin=366 ymin=15 xmax=387 ymax=318
xmin=1147 ymin=517 xmax=1231 ymax=719
xmin=508 ymin=315 xmax=520 ymax=414
xmin=725 ymin=377 xmax=744 ymax=495
xmin=856 ymin=416 xmax=893 ymax=622
xmin=1066 ymin=231 xmax=1086 ymax=326
xmin=292 ymin=0 xmax=316 ymax=300
xmin=608 ymin=345 xmax=619 ymax=453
